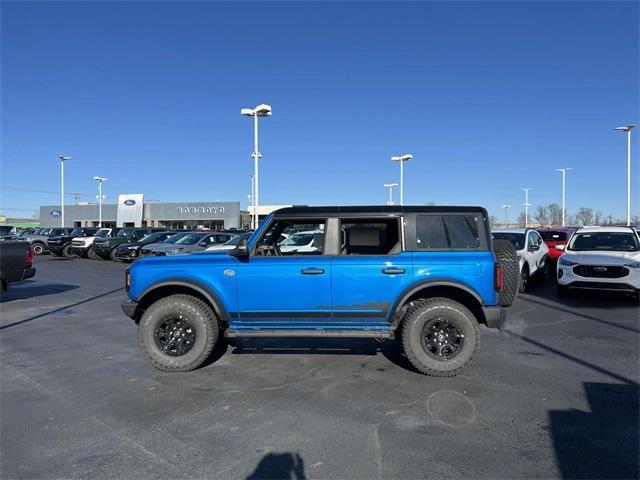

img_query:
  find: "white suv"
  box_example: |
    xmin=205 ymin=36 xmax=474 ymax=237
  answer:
xmin=556 ymin=226 xmax=640 ymax=299
xmin=492 ymin=228 xmax=549 ymax=293
xmin=70 ymin=228 xmax=114 ymax=259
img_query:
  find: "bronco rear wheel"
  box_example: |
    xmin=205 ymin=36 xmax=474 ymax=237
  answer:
xmin=138 ymin=294 xmax=219 ymax=372
xmin=401 ymin=298 xmax=478 ymax=377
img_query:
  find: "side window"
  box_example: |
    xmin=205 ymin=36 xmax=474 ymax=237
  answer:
xmin=416 ymin=214 xmax=481 ymax=250
xmin=528 ymin=232 xmax=537 ymax=247
xmin=340 ymin=218 xmax=400 ymax=255
xmin=255 ymin=219 xmax=326 ymax=256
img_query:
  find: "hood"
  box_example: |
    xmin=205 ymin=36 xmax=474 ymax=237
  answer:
xmin=205 ymin=244 xmax=235 ymax=251
xmin=132 ymin=250 xmax=237 ymax=268
xmin=116 ymin=242 xmax=135 ymax=250
xmin=26 ymin=235 xmax=50 ymax=242
xmin=563 ymin=250 xmax=640 ymax=265
xmin=149 ymin=243 xmax=183 ymax=252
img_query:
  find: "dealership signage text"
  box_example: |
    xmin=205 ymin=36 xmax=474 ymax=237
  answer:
xmin=176 ymin=206 xmax=225 ymax=215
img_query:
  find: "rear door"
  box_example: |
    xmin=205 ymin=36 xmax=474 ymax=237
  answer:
xmin=330 ymin=216 xmax=413 ymax=329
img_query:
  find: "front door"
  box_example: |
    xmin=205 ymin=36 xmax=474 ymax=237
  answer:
xmin=330 ymin=217 xmax=413 ymax=329
xmin=234 ymin=218 xmax=332 ymax=330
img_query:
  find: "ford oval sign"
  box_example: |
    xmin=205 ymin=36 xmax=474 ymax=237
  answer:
xmin=124 ymin=199 xmax=136 ymax=206
xmin=50 ymin=210 xmax=61 ymax=217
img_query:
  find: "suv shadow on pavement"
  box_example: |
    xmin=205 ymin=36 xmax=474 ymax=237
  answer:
xmin=246 ymin=452 xmax=306 ymax=480
xmin=549 ymin=382 xmax=639 ymax=479
xmin=229 ymin=337 xmax=422 ymax=374
xmin=0 ymin=281 xmax=78 ymax=303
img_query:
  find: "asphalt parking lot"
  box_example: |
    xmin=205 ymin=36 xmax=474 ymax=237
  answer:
xmin=1 ymin=256 xmax=638 ymax=479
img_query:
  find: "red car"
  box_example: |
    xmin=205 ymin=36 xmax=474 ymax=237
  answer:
xmin=537 ymin=227 xmax=576 ymax=261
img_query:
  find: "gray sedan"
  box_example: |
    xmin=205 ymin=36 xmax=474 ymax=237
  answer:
xmin=152 ymin=232 xmax=235 ymax=256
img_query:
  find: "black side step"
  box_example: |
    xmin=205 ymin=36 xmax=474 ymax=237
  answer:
xmin=225 ymin=329 xmax=394 ymax=339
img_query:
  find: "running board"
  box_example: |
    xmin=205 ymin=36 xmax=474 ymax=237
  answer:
xmin=225 ymin=329 xmax=394 ymax=339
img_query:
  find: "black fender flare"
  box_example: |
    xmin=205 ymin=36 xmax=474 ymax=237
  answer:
xmin=389 ymin=279 xmax=484 ymax=328
xmin=138 ymin=279 xmax=229 ymax=323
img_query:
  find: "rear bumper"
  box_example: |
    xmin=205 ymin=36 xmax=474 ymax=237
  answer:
xmin=21 ymin=267 xmax=36 ymax=281
xmin=121 ymin=301 xmax=139 ymax=320
xmin=482 ymin=306 xmax=506 ymax=329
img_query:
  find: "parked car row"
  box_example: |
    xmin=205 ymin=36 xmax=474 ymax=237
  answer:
xmin=17 ymin=226 xmax=252 ymax=263
xmin=491 ymin=225 xmax=640 ymax=300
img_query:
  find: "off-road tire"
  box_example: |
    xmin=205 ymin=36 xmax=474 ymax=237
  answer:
xmin=493 ymin=239 xmax=519 ymax=307
xmin=138 ymin=294 xmax=219 ymax=372
xmin=519 ymin=265 xmax=530 ymax=293
xmin=401 ymin=298 xmax=479 ymax=377
xmin=31 ymin=242 xmax=46 ymax=255
xmin=88 ymin=247 xmax=100 ymax=260
xmin=62 ymin=244 xmax=75 ymax=258
xmin=109 ymin=248 xmax=119 ymax=262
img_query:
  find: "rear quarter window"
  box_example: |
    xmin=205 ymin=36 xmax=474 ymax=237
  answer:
xmin=415 ymin=214 xmax=483 ymax=250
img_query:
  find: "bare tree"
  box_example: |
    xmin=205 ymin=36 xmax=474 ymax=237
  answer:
xmin=575 ymin=207 xmax=595 ymax=226
xmin=548 ymin=203 xmax=563 ymax=226
xmin=489 ymin=215 xmax=498 ymax=227
xmin=533 ymin=205 xmax=550 ymax=226
xmin=593 ymin=211 xmax=605 ymax=226
xmin=516 ymin=212 xmax=526 ymax=227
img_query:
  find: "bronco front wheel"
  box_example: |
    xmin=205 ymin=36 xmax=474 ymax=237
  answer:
xmin=401 ymin=298 xmax=478 ymax=377
xmin=138 ymin=294 xmax=219 ymax=372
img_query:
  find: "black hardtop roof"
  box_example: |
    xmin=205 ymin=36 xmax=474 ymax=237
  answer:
xmin=273 ymin=205 xmax=488 ymax=216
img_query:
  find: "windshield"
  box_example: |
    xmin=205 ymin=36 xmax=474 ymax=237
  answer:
xmin=568 ymin=232 xmax=639 ymax=252
xmin=139 ymin=232 xmax=165 ymax=243
xmin=95 ymin=229 xmax=111 ymax=238
xmin=175 ymin=233 xmax=206 ymax=245
xmin=224 ymin=232 xmax=252 ymax=246
xmin=70 ymin=228 xmax=84 ymax=236
xmin=539 ymin=231 xmax=568 ymax=241
xmin=281 ymin=233 xmax=315 ymax=247
xmin=162 ymin=232 xmax=189 ymax=244
xmin=117 ymin=228 xmax=135 ymax=237
xmin=492 ymin=232 xmax=525 ymax=250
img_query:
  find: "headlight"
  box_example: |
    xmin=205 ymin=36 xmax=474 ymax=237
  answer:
xmin=559 ymin=257 xmax=578 ymax=267
xmin=127 ymin=246 xmax=139 ymax=250
xmin=624 ymin=262 xmax=640 ymax=268
xmin=166 ymin=248 xmax=182 ymax=254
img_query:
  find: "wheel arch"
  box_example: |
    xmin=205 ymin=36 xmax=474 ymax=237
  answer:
xmin=390 ymin=280 xmax=486 ymax=329
xmin=134 ymin=280 xmax=228 ymax=324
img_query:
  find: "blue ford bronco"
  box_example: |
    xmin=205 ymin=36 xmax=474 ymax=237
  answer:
xmin=122 ymin=206 xmax=519 ymax=376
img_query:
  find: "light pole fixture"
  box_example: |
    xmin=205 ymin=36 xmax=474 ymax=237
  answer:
xmin=92 ymin=176 xmax=107 ymax=227
xmin=501 ymin=204 xmax=511 ymax=227
xmin=614 ymin=124 xmax=635 ymax=225
xmin=241 ymin=104 xmax=272 ymax=229
xmin=555 ymin=168 xmax=573 ymax=226
xmin=58 ymin=155 xmax=72 ymax=227
xmin=522 ymin=187 xmax=532 ymax=227
xmin=384 ymin=183 xmax=399 ymax=205
xmin=391 ymin=153 xmax=412 ymax=205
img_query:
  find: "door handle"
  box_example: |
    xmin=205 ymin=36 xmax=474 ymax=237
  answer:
xmin=301 ymin=268 xmax=325 ymax=275
xmin=382 ymin=268 xmax=405 ymax=275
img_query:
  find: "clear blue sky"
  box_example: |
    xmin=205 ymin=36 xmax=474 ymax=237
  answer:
xmin=1 ymin=1 xmax=638 ymax=220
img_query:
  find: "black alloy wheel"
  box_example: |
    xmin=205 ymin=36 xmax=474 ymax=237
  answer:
xmin=153 ymin=316 xmax=196 ymax=356
xmin=420 ymin=318 xmax=464 ymax=361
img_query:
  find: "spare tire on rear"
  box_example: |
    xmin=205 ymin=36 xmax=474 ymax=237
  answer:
xmin=493 ymin=239 xmax=520 ymax=307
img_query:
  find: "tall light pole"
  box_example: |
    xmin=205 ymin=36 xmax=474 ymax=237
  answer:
xmin=241 ymin=104 xmax=272 ymax=229
xmin=58 ymin=155 xmax=72 ymax=227
xmin=391 ymin=154 xmax=412 ymax=205
xmin=249 ymin=173 xmax=255 ymax=228
xmin=384 ymin=183 xmax=399 ymax=205
xmin=501 ymin=204 xmax=511 ymax=227
xmin=555 ymin=168 xmax=572 ymax=226
xmin=522 ymin=187 xmax=532 ymax=227
xmin=92 ymin=176 xmax=107 ymax=227
xmin=614 ymin=124 xmax=635 ymax=226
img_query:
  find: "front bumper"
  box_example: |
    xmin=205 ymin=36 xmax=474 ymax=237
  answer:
xmin=70 ymin=245 xmax=90 ymax=257
xmin=92 ymin=245 xmax=114 ymax=259
xmin=121 ymin=301 xmax=139 ymax=321
xmin=114 ymin=248 xmax=139 ymax=260
xmin=47 ymin=245 xmax=65 ymax=255
xmin=481 ymin=306 xmax=506 ymax=329
xmin=558 ymin=265 xmax=640 ymax=291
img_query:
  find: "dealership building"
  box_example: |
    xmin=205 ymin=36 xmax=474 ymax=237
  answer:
xmin=39 ymin=194 xmax=245 ymax=230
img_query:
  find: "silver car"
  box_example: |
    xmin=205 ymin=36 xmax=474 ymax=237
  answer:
xmin=152 ymin=232 xmax=235 ymax=256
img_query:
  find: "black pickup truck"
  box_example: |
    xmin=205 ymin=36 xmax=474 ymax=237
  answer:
xmin=0 ymin=241 xmax=36 ymax=290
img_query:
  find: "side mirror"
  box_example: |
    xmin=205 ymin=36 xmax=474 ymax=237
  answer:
xmin=555 ymin=244 xmax=565 ymax=251
xmin=528 ymin=244 xmax=540 ymax=252
xmin=229 ymin=238 xmax=249 ymax=259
